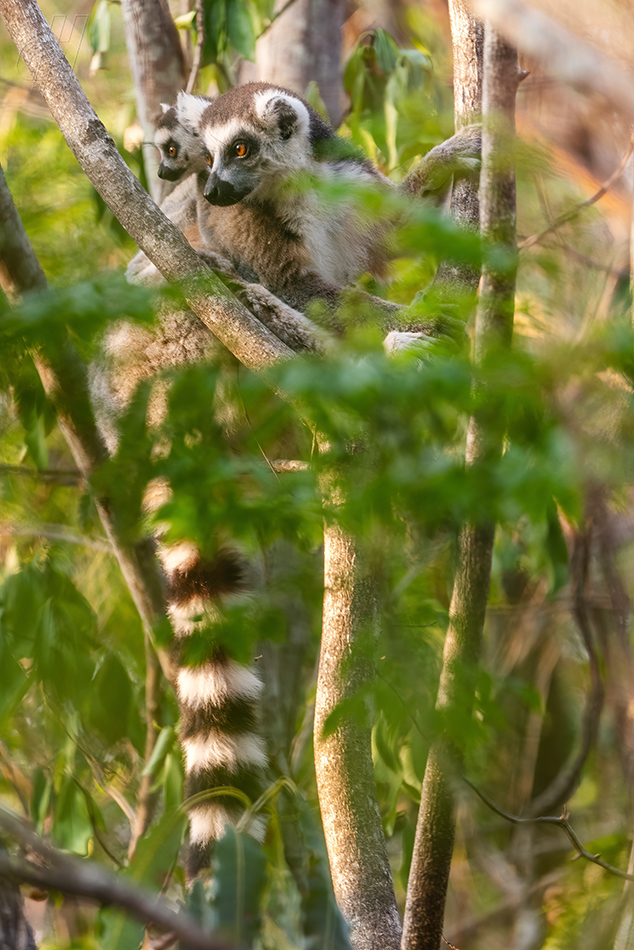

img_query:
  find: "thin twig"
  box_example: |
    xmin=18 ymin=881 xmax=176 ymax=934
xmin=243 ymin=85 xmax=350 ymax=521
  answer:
xmin=465 ymin=779 xmax=634 ymax=882
xmin=258 ymin=0 xmax=300 ymax=39
xmin=0 ymin=463 xmax=81 ymax=485
xmin=536 ymin=241 xmax=629 ymax=279
xmin=519 ymin=133 xmax=634 ymax=249
xmin=526 ymin=528 xmax=603 ymax=817
xmin=128 ymin=641 xmax=162 ymax=860
xmin=270 ymin=459 xmax=309 ymax=472
xmin=0 ymin=521 xmax=112 ymax=552
xmin=184 ymin=0 xmax=204 ymax=95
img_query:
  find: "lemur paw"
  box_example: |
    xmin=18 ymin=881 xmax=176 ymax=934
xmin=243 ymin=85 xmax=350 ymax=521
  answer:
xmin=383 ymin=330 xmax=436 ymax=358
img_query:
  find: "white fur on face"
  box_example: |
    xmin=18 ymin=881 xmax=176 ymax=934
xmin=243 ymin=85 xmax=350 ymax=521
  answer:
xmin=183 ymin=731 xmax=267 ymax=773
xmin=154 ymin=126 xmax=172 ymax=148
xmin=201 ymin=118 xmax=250 ymax=158
xmin=176 ymin=91 xmax=210 ymax=133
xmin=177 ymin=661 xmax=262 ymax=709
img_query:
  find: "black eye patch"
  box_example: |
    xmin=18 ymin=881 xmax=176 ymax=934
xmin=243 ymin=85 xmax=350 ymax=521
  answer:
xmin=224 ymin=135 xmax=259 ymax=163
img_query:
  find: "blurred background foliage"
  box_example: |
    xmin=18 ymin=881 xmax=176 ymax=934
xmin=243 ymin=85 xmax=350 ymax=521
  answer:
xmin=2 ymin=0 xmax=634 ymax=948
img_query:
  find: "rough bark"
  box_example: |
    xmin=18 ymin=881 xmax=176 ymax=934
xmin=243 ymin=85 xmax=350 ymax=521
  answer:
xmin=0 ymin=854 xmax=37 ymax=950
xmin=435 ymin=0 xmax=484 ymax=292
xmin=447 ymin=0 xmax=484 ymax=230
xmin=120 ymin=0 xmax=186 ymax=201
xmin=0 ymin=0 xmax=296 ymax=372
xmin=314 ymin=521 xmax=401 ymax=950
xmin=401 ymin=28 xmax=520 ymax=950
xmin=250 ymin=0 xmax=347 ymax=126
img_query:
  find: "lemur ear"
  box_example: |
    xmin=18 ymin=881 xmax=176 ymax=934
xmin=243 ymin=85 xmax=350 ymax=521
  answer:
xmin=160 ymin=103 xmax=171 ymax=113
xmin=265 ymin=95 xmax=308 ymax=140
xmin=177 ymin=91 xmax=210 ymax=133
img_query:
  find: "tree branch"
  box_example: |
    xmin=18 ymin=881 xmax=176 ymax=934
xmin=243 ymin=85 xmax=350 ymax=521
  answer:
xmin=0 ymin=160 xmax=167 ymax=645
xmin=0 ymin=0 xmax=294 ymax=372
xmin=184 ymin=0 xmax=204 ymax=94
xmin=519 ymin=133 xmax=634 ymax=249
xmin=465 ymin=779 xmax=634 ymax=883
xmin=0 ymin=809 xmax=241 ymax=950
xmin=0 ymin=521 xmax=112 ymax=552
xmin=121 ymin=0 xmax=186 ymax=201
xmin=526 ymin=528 xmax=604 ymax=817
xmin=0 ymin=463 xmax=81 ymax=485
xmin=402 ymin=27 xmax=521 ymax=950
xmin=314 ymin=519 xmax=401 ymax=950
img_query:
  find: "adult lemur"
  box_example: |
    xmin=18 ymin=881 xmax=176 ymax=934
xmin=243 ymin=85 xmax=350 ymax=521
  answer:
xmin=104 ymin=84 xmax=480 ymax=876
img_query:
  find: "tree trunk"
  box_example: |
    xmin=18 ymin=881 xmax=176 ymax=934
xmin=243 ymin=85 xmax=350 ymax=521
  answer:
xmin=314 ymin=520 xmax=401 ymax=950
xmin=435 ymin=0 xmax=484 ymax=291
xmin=401 ymin=25 xmax=521 ymax=950
xmin=0 ymin=862 xmax=37 ymax=950
xmin=121 ymin=0 xmax=186 ymax=201
xmin=248 ymin=0 xmax=347 ymax=126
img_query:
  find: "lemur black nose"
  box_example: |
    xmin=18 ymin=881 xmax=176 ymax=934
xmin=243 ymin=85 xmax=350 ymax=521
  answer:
xmin=203 ymin=175 xmax=249 ymax=207
xmin=157 ymin=163 xmax=182 ymax=182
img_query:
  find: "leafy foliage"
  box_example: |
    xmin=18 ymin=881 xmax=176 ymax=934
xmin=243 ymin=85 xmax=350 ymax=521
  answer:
xmin=1 ymin=6 xmax=634 ymax=950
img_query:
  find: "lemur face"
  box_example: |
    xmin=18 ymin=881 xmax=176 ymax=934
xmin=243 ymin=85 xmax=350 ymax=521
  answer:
xmin=154 ymin=93 xmax=211 ymax=182
xmin=199 ymin=84 xmax=314 ymax=207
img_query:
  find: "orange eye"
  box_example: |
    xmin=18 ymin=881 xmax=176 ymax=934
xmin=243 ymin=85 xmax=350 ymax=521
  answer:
xmin=168 ymin=145 xmax=177 ymax=157
xmin=235 ymin=143 xmax=248 ymax=158
xmin=205 ymin=154 xmax=212 ymax=165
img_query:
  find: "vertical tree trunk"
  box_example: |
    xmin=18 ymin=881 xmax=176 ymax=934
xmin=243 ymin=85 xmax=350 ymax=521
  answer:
xmin=0 ymin=859 xmax=37 ymax=950
xmin=447 ymin=0 xmax=484 ymax=231
xmin=314 ymin=521 xmax=401 ymax=950
xmin=250 ymin=0 xmax=347 ymax=126
xmin=121 ymin=0 xmax=186 ymax=201
xmin=402 ymin=26 xmax=521 ymax=950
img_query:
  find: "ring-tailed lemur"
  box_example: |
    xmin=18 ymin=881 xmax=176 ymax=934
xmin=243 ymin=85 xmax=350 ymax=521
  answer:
xmin=106 ymin=85 xmax=481 ymax=877
xmin=126 ymin=92 xmax=213 ymax=285
xmin=194 ymin=82 xmax=481 ymax=324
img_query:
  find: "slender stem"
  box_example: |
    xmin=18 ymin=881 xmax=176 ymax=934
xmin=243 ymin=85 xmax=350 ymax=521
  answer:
xmin=402 ymin=28 xmax=521 ymax=950
xmin=465 ymin=779 xmax=634 ymax=883
xmin=184 ymin=0 xmax=204 ymax=94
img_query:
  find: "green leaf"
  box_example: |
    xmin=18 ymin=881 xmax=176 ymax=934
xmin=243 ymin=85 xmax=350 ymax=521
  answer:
xmin=373 ymin=29 xmax=399 ymax=74
xmin=226 ymin=0 xmax=256 ymax=61
xmin=128 ymin=809 xmax=187 ymax=887
xmin=214 ymin=827 xmax=267 ymax=943
xmin=88 ymin=0 xmax=111 ymax=55
xmin=52 ymin=775 xmax=93 ymax=854
xmin=87 ymin=652 xmax=133 ymax=744
xmin=142 ymin=725 xmax=175 ymax=778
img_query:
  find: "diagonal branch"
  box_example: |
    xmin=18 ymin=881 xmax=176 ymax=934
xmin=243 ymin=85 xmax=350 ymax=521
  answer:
xmin=519 ymin=133 xmax=634 ymax=250
xmin=526 ymin=528 xmax=604 ymax=817
xmin=0 ymin=0 xmax=294 ymax=371
xmin=0 ymin=808 xmax=240 ymax=950
xmin=466 ymin=779 xmax=634 ymax=883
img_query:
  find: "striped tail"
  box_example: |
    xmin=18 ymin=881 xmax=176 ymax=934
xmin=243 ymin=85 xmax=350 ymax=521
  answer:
xmin=160 ymin=540 xmax=268 ymax=878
